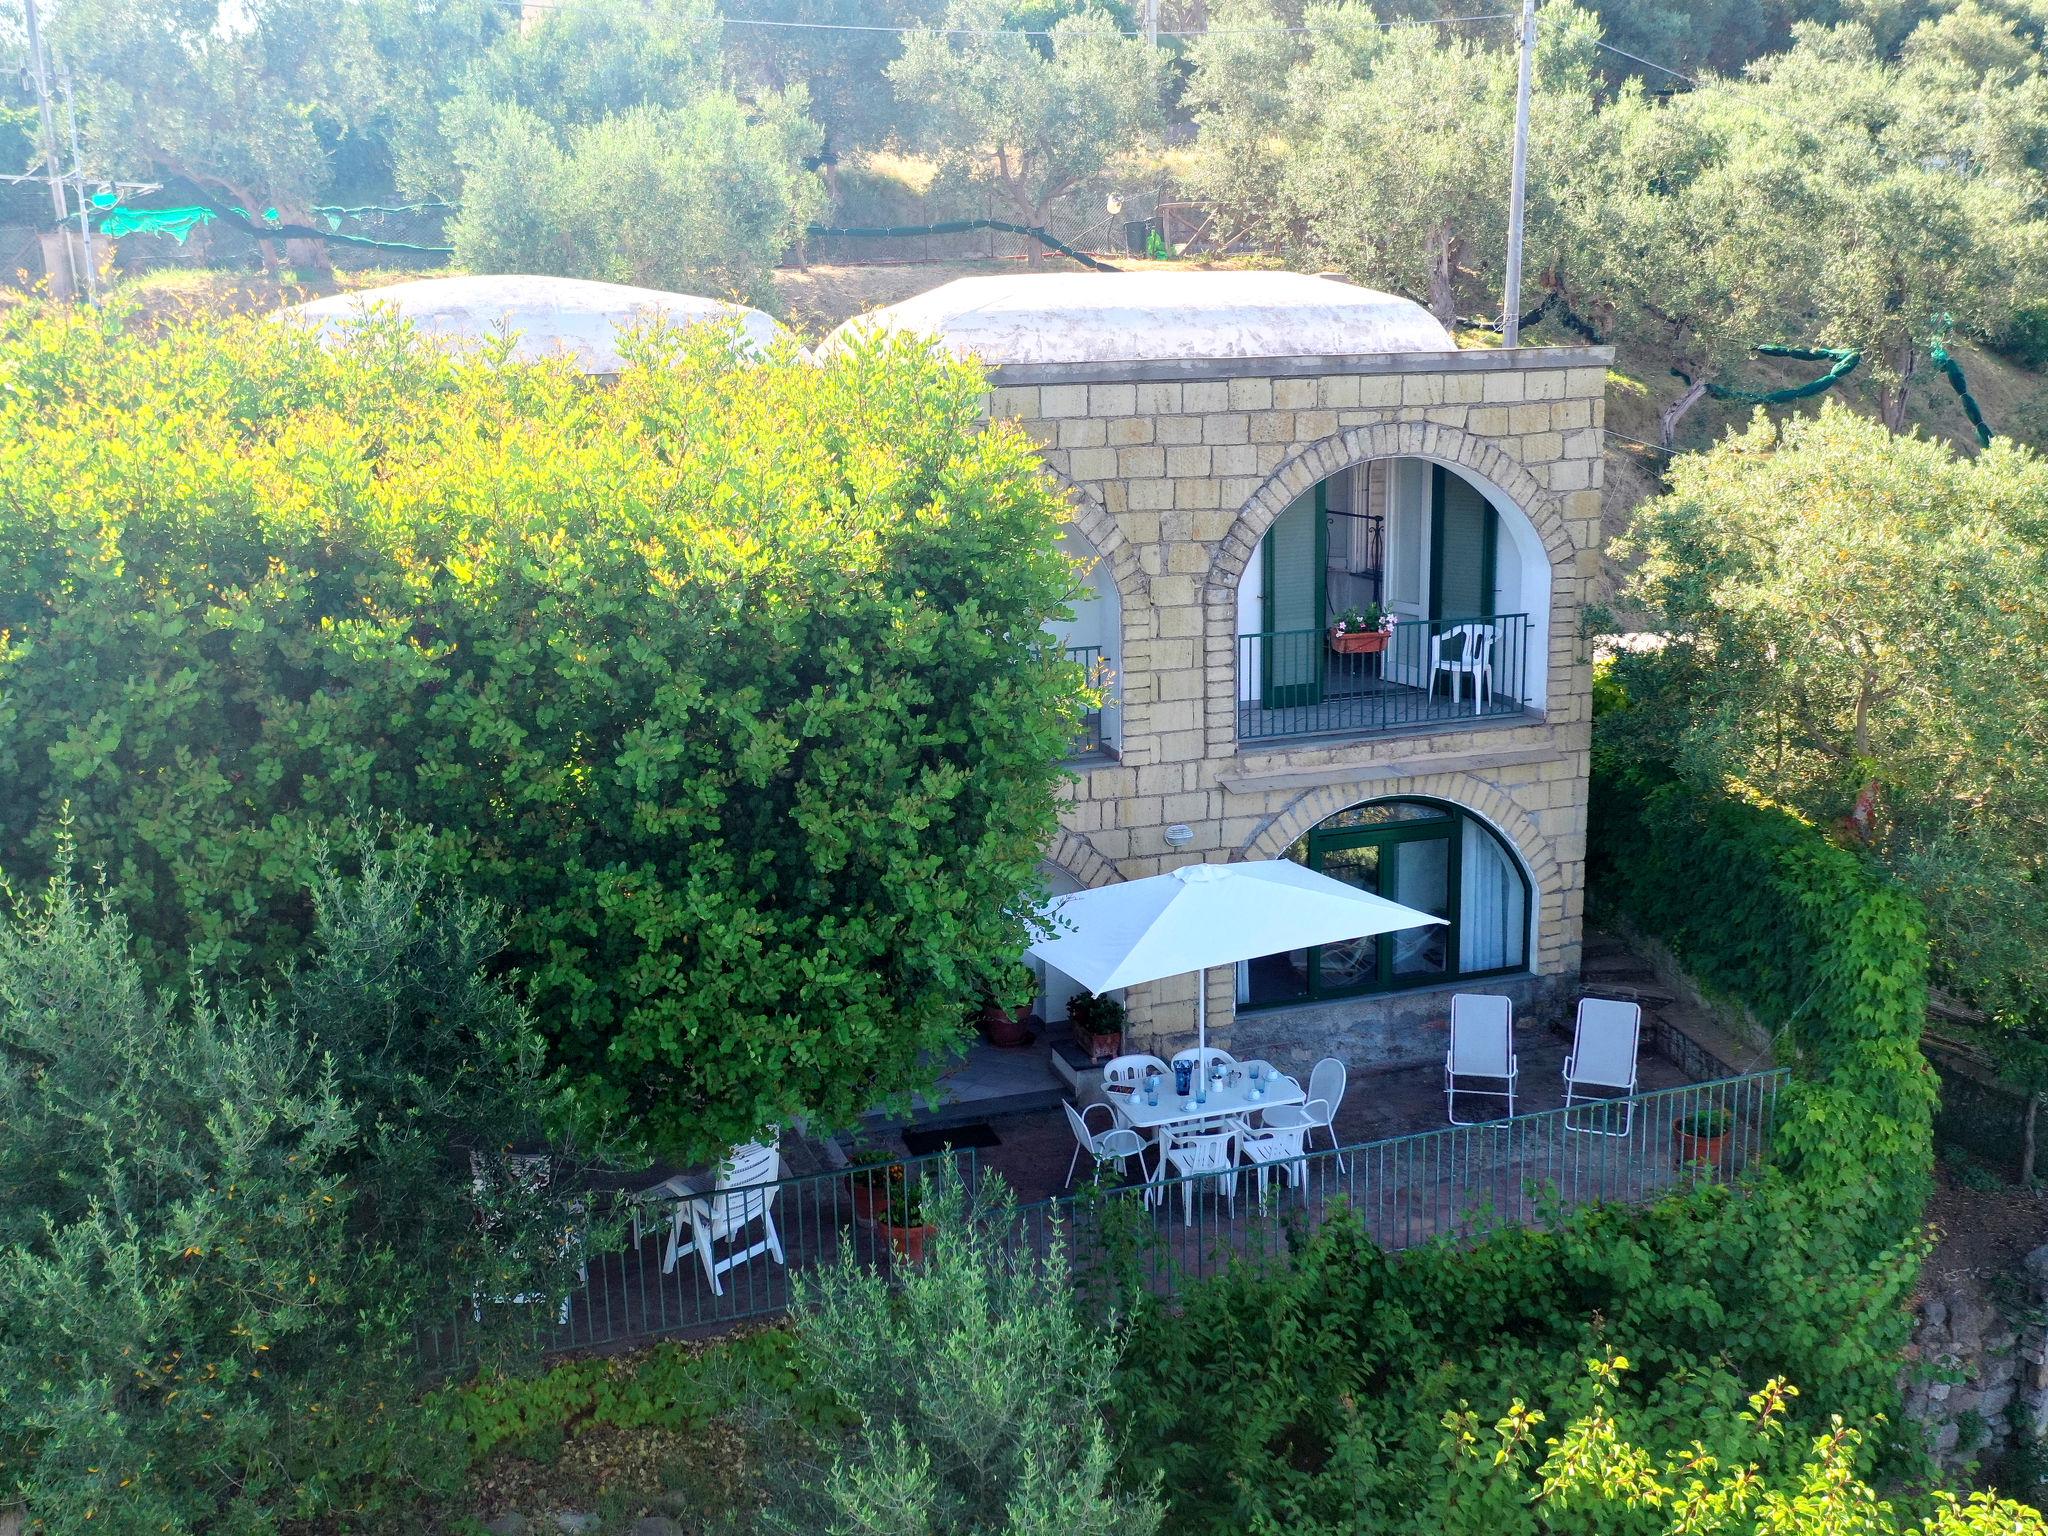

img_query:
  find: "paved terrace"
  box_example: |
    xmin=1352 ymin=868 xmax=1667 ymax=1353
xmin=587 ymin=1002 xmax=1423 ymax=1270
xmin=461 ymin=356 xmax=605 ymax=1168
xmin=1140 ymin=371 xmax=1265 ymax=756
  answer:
xmin=428 ymin=933 xmax=1778 ymax=1362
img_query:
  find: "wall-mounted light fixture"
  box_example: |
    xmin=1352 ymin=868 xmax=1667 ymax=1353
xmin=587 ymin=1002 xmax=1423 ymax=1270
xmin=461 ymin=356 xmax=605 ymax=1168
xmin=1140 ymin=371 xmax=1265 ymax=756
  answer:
xmin=1162 ymin=823 xmax=1195 ymax=849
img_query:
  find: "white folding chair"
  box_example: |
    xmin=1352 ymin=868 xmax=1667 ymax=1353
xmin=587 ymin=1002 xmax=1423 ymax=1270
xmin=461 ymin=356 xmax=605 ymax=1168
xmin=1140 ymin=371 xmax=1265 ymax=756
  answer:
xmin=1428 ymin=622 xmax=1497 ymax=714
xmin=1159 ymin=1125 xmax=1239 ymax=1226
xmin=1233 ymin=1105 xmax=1310 ymax=1207
xmin=1563 ymin=998 xmax=1643 ymax=1136
xmin=469 ymin=1151 xmax=586 ymax=1325
xmin=1444 ymin=992 xmax=1517 ymax=1124
xmin=673 ymin=1141 xmax=786 ymax=1294
xmin=1299 ymin=1056 xmax=1348 ymax=1172
xmin=1063 ymin=1099 xmax=1146 ymax=1187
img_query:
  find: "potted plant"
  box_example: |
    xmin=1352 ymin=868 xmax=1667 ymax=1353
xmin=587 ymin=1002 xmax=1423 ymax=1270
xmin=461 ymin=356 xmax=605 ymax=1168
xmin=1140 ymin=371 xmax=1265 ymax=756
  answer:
xmin=845 ymin=1134 xmax=902 ymax=1223
xmin=877 ymin=1173 xmax=937 ymax=1262
xmin=1329 ymin=604 xmax=1394 ymax=655
xmin=1673 ymin=1105 xmax=1734 ymax=1167
xmin=978 ymin=962 xmax=1038 ymax=1049
xmin=1067 ymin=991 xmax=1127 ymax=1062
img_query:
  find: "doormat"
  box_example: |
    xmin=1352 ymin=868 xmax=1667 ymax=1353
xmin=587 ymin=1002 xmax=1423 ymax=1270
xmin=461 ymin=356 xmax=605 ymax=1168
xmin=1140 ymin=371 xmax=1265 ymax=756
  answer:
xmin=903 ymin=1122 xmax=1002 ymax=1156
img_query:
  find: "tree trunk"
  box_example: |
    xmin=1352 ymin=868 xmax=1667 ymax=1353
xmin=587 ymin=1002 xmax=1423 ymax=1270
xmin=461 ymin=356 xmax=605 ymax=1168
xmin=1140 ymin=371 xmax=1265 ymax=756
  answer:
xmin=2025 ymin=1093 xmax=2039 ymax=1188
xmin=1426 ymin=218 xmax=1458 ymax=328
xmin=1879 ymin=341 xmax=1918 ymax=432
xmin=1659 ymin=378 xmax=1709 ymax=449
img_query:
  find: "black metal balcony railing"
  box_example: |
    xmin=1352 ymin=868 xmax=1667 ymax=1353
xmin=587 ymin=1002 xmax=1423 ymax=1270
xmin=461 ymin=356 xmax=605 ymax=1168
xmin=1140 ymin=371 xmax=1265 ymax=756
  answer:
xmin=1237 ymin=612 xmax=1532 ymax=743
xmin=1065 ymin=643 xmax=1114 ymax=757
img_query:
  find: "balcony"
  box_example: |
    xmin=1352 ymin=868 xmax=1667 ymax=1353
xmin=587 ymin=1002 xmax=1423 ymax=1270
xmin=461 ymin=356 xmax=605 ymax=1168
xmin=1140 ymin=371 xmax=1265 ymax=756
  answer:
xmin=1237 ymin=612 xmax=1534 ymax=744
xmin=1065 ymin=643 xmax=1115 ymax=758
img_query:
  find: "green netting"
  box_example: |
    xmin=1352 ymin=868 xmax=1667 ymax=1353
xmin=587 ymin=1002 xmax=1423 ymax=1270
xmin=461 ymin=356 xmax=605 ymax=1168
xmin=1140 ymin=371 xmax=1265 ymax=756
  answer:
xmin=97 ymin=206 xmax=217 ymax=243
xmin=1701 ymin=344 xmax=1861 ymax=405
xmin=1931 ymin=328 xmax=1994 ymax=448
xmin=1462 ymin=289 xmax=1606 ymax=343
xmin=807 ymin=218 xmax=1117 ymax=272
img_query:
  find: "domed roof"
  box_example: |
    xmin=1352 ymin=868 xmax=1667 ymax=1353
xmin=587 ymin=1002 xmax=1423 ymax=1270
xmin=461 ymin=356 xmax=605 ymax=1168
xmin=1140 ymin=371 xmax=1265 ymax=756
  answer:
xmin=277 ymin=274 xmax=787 ymax=372
xmin=824 ymin=271 xmax=1456 ymax=367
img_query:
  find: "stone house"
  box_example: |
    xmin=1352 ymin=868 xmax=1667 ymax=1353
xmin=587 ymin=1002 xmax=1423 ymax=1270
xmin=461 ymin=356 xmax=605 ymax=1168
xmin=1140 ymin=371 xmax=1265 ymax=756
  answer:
xmin=846 ymin=270 xmax=1613 ymax=1072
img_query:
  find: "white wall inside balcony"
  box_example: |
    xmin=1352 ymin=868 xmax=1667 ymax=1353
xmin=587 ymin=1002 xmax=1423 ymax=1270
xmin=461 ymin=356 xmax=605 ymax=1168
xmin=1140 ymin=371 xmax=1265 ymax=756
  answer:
xmin=1045 ymin=528 xmax=1121 ymax=753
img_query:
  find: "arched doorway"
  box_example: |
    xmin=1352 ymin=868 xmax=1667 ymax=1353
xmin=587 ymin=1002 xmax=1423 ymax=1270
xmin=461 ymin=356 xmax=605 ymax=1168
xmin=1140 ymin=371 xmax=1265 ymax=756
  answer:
xmin=1047 ymin=527 xmax=1121 ymax=757
xmin=1233 ymin=458 xmax=1551 ymax=742
xmin=1238 ymin=797 xmax=1532 ymax=1009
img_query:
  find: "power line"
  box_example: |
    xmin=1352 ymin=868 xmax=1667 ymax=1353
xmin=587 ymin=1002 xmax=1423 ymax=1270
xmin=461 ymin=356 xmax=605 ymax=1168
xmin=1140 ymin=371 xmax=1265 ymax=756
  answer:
xmin=483 ymin=0 xmax=1516 ymax=41
xmin=1593 ymin=39 xmax=1697 ymax=86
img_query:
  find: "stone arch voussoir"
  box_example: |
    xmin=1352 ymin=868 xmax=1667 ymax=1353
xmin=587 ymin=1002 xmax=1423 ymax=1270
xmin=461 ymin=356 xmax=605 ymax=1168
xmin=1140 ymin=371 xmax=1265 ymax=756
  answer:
xmin=1049 ymin=468 xmax=1151 ymax=613
xmin=1045 ymin=828 xmax=1124 ymax=890
xmin=1237 ymin=775 xmax=1559 ymax=896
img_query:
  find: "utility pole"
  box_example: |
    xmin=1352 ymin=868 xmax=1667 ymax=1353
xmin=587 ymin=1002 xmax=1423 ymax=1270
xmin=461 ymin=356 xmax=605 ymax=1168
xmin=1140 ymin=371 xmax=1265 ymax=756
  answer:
xmin=1500 ymin=0 xmax=1536 ymax=348
xmin=58 ymin=72 xmax=98 ymax=303
xmin=21 ymin=0 xmax=79 ymax=300
xmin=1144 ymin=0 xmax=1158 ymax=46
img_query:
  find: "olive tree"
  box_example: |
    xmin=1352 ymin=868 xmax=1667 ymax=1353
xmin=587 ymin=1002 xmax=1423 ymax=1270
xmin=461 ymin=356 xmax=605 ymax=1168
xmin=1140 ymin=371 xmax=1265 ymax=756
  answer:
xmin=887 ymin=0 xmax=1169 ymax=260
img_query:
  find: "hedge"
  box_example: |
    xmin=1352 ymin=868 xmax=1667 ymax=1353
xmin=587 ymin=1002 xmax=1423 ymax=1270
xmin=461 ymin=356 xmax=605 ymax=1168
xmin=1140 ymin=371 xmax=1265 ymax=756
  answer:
xmin=1589 ymin=753 xmax=1936 ymax=1251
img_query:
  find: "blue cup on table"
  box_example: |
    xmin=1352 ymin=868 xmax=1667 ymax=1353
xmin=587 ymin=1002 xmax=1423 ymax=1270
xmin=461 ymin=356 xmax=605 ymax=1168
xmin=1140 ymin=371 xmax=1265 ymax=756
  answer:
xmin=1145 ymin=1071 xmax=1160 ymax=1107
xmin=1173 ymin=1061 xmax=1192 ymax=1098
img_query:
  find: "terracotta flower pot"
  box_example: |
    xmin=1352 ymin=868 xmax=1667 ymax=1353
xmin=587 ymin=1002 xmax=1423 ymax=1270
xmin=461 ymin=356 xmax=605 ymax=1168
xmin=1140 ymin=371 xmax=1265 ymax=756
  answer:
xmin=881 ymin=1220 xmax=937 ymax=1262
xmin=981 ymin=1002 xmax=1033 ymax=1049
xmin=848 ymin=1164 xmax=902 ymax=1223
xmin=1674 ymin=1128 xmax=1729 ymax=1168
xmin=1077 ymin=1027 xmax=1123 ymax=1062
xmin=1329 ymin=629 xmax=1390 ymax=655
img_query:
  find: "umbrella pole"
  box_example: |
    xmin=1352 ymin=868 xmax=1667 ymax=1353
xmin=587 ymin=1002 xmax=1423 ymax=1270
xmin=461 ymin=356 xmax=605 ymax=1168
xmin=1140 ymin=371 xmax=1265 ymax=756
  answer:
xmin=1195 ymin=964 xmax=1206 ymax=1058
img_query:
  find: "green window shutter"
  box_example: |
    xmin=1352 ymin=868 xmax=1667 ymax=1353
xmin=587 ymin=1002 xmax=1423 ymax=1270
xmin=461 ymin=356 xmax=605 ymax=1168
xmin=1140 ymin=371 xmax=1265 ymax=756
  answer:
xmin=1431 ymin=470 xmax=1495 ymax=621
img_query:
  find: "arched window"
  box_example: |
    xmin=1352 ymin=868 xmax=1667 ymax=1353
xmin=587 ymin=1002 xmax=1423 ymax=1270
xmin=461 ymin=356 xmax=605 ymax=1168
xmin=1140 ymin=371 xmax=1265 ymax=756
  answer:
xmin=1238 ymin=798 xmax=1531 ymax=1009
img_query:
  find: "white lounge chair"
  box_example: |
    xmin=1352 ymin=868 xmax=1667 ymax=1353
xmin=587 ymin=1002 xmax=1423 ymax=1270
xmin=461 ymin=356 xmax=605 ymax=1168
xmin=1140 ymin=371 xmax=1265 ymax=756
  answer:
xmin=1063 ymin=1099 xmax=1146 ymax=1187
xmin=1444 ymin=992 xmax=1517 ymax=1124
xmin=672 ymin=1141 xmax=785 ymax=1295
xmin=1563 ymin=998 xmax=1643 ymax=1136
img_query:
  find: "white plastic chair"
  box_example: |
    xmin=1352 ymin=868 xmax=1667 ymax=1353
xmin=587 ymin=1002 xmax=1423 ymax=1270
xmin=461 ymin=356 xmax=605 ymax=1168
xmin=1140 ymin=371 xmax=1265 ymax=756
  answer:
xmin=1170 ymin=1046 xmax=1236 ymax=1076
xmin=469 ymin=1151 xmax=586 ymax=1325
xmin=1428 ymin=623 xmax=1496 ymax=714
xmin=1063 ymin=1099 xmax=1147 ymax=1187
xmin=1233 ymin=1106 xmax=1310 ymax=1207
xmin=1299 ymin=1057 xmax=1348 ymax=1172
xmin=1101 ymin=1052 xmax=1166 ymax=1090
xmin=1445 ymin=993 xmax=1517 ymax=1124
xmin=1563 ymin=998 xmax=1643 ymax=1136
xmin=672 ymin=1141 xmax=785 ymax=1294
xmin=1158 ymin=1125 xmax=1239 ymax=1226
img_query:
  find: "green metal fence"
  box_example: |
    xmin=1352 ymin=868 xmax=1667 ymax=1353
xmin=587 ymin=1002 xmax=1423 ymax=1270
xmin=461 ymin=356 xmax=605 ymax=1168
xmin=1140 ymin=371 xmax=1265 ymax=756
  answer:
xmin=1011 ymin=1070 xmax=1787 ymax=1299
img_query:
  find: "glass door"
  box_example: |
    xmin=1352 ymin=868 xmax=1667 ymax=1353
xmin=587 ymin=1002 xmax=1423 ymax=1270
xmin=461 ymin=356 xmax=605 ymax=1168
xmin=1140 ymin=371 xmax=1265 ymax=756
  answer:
xmin=1304 ymin=814 xmax=1458 ymax=996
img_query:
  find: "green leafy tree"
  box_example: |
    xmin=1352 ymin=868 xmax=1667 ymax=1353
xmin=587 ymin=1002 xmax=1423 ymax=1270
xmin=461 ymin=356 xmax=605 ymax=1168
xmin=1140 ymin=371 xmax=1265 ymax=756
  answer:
xmin=448 ymin=93 xmax=824 ymax=302
xmin=0 ymin=837 xmax=578 ymax=1534
xmin=451 ymin=0 xmax=724 ymax=129
xmin=1437 ymin=1356 xmax=2048 ymax=1534
xmin=888 ymin=0 xmax=1169 ymax=260
xmin=765 ymin=1166 xmax=1163 ymax=1536
xmin=1610 ymin=404 xmax=2048 ymax=1167
xmin=0 ymin=306 xmax=1086 ymax=1162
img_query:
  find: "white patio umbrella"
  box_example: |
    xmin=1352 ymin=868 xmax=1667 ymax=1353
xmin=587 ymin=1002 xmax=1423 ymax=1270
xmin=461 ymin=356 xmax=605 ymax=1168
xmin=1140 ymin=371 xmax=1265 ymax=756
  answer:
xmin=1026 ymin=860 xmax=1447 ymax=1058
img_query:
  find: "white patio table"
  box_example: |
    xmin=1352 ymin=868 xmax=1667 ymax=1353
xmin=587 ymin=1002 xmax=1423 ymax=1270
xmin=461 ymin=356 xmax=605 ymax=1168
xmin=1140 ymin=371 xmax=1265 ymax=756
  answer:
xmin=1104 ymin=1072 xmax=1305 ymax=1136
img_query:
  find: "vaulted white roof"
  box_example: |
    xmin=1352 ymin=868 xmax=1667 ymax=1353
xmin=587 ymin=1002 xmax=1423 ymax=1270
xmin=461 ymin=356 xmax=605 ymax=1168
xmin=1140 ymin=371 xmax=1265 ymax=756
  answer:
xmin=826 ymin=271 xmax=1456 ymax=366
xmin=277 ymin=274 xmax=787 ymax=372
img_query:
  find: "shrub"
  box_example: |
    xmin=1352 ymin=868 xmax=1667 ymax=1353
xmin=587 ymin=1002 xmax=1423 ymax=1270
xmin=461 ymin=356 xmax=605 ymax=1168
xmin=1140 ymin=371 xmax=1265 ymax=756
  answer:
xmin=0 ymin=838 xmax=579 ymax=1534
xmin=764 ymin=1165 xmax=1163 ymax=1536
xmin=0 ymin=308 xmax=1086 ymax=1160
xmin=1111 ymin=1177 xmax=1923 ymax=1535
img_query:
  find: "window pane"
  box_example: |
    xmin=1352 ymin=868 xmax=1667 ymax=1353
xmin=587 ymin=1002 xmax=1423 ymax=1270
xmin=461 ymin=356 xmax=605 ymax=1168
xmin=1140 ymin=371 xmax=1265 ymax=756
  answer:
xmin=1317 ymin=799 xmax=1447 ymax=831
xmin=1386 ymin=835 xmax=1451 ymax=981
